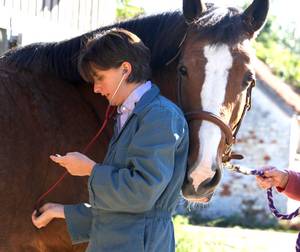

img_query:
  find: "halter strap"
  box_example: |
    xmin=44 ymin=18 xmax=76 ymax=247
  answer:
xmin=176 ymin=67 xmax=253 ymax=162
xmin=165 ymin=33 xmax=187 ymax=66
xmin=165 ymin=29 xmax=254 ymax=164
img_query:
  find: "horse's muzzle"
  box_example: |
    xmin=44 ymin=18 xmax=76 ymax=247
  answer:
xmin=182 ymin=166 xmax=222 ymax=203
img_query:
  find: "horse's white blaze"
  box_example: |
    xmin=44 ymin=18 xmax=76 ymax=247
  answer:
xmin=190 ymin=44 xmax=233 ymax=192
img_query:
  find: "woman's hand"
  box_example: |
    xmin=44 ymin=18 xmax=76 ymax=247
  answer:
xmin=256 ymin=166 xmax=289 ymax=190
xmin=32 ymin=203 xmax=65 ymax=229
xmin=50 ymin=152 xmax=96 ymax=176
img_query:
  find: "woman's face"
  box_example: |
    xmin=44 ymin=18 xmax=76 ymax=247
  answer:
xmin=91 ymin=65 xmax=126 ymax=106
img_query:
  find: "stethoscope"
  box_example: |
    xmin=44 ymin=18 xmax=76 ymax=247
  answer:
xmin=35 ymin=72 xmax=126 ymax=216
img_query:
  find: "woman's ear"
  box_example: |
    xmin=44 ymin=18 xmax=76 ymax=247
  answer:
xmin=121 ymin=61 xmax=132 ymax=76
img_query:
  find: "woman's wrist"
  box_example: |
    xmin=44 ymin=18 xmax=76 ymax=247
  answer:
xmin=278 ymin=170 xmax=289 ymax=189
xmin=87 ymin=161 xmax=96 ymax=176
xmin=87 ymin=160 xmax=97 ymax=176
xmin=51 ymin=204 xmax=65 ymax=219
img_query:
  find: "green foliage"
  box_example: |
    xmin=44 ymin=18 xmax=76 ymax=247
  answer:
xmin=254 ymin=16 xmax=300 ymax=90
xmin=116 ymin=0 xmax=145 ymax=21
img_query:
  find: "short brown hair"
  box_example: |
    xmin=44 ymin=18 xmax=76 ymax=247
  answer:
xmin=78 ymin=28 xmax=151 ymax=84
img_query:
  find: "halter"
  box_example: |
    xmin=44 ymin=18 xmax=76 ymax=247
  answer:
xmin=168 ymin=32 xmax=255 ymax=164
xmin=179 ymin=75 xmax=254 ymax=163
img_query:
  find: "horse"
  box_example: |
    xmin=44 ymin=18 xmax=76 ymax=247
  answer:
xmin=0 ymin=0 xmax=269 ymax=251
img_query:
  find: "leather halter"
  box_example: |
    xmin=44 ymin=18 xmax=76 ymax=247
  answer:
xmin=182 ymin=81 xmax=255 ymax=163
xmin=167 ymin=33 xmax=255 ymax=163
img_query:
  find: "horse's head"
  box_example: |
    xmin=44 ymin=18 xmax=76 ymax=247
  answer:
xmin=179 ymin=0 xmax=269 ymax=202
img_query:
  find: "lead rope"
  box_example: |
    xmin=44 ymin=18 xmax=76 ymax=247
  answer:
xmin=34 ymin=105 xmax=116 ymax=216
xmin=228 ymin=165 xmax=300 ymax=251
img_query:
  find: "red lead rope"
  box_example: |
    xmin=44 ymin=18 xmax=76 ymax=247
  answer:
xmin=34 ymin=105 xmax=116 ymax=215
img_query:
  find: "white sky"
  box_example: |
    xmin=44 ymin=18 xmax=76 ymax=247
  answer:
xmin=132 ymin=0 xmax=300 ymax=33
xmin=131 ymin=0 xmax=182 ymax=14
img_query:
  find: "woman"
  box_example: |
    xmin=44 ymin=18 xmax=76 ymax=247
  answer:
xmin=31 ymin=28 xmax=189 ymax=252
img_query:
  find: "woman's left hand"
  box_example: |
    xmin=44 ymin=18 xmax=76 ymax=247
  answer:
xmin=50 ymin=152 xmax=96 ymax=176
xmin=255 ymin=166 xmax=289 ymax=190
xmin=32 ymin=203 xmax=65 ymax=229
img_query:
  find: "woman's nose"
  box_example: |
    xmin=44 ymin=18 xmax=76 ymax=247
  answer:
xmin=93 ymin=84 xmax=102 ymax=93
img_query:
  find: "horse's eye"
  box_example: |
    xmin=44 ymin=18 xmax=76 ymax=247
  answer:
xmin=179 ymin=66 xmax=188 ymax=76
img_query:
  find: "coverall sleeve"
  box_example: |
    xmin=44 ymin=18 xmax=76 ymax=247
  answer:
xmin=87 ymin=107 xmax=187 ymax=212
xmin=63 ymin=203 xmax=93 ymax=244
xmin=277 ymin=170 xmax=300 ymax=201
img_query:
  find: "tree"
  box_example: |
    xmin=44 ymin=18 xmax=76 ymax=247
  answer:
xmin=116 ymin=0 xmax=145 ymax=21
xmin=254 ymin=15 xmax=300 ymax=89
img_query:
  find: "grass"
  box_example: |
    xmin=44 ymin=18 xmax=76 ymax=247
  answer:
xmin=173 ymin=216 xmax=299 ymax=252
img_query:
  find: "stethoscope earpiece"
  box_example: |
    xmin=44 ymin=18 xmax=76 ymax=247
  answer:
xmin=109 ymin=73 xmax=126 ymax=105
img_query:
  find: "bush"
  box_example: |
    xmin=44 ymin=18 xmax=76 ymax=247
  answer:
xmin=254 ymin=16 xmax=300 ymax=90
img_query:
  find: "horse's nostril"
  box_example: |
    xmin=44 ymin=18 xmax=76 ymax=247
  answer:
xmin=182 ymin=164 xmax=222 ymax=202
xmin=200 ymin=169 xmax=220 ymax=189
xmin=209 ymin=166 xmax=222 ymax=186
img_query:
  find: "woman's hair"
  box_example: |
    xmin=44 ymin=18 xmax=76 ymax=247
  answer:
xmin=78 ymin=28 xmax=151 ymax=84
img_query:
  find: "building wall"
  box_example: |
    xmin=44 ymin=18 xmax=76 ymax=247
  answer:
xmin=0 ymin=0 xmax=116 ymax=51
xmin=0 ymin=28 xmax=7 ymax=54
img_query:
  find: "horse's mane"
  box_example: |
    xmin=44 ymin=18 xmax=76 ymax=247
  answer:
xmin=1 ymin=12 xmax=187 ymax=83
xmin=1 ymin=4 xmax=247 ymax=83
xmin=193 ymin=4 xmax=248 ymax=45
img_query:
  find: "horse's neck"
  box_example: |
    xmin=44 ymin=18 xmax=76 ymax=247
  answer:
xmin=2 ymin=12 xmax=185 ymax=114
xmin=151 ymin=60 xmax=179 ymax=103
xmin=113 ymin=14 xmax=185 ymax=102
xmin=100 ymin=13 xmax=187 ymax=70
xmin=3 ymin=12 xmax=186 ymax=86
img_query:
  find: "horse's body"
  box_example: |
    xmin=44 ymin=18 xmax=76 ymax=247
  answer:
xmin=0 ymin=0 xmax=269 ymax=251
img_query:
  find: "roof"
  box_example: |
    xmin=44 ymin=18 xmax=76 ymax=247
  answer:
xmin=254 ymin=58 xmax=300 ymax=115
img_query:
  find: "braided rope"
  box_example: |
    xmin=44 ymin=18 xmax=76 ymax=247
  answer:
xmin=227 ymin=165 xmax=300 ymax=251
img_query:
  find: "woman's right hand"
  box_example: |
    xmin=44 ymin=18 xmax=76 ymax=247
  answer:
xmin=256 ymin=167 xmax=289 ymax=190
xmin=31 ymin=203 xmax=65 ymax=229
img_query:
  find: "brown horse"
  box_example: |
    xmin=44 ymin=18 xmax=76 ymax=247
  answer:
xmin=0 ymin=0 xmax=269 ymax=251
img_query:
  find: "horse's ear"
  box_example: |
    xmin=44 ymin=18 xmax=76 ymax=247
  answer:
xmin=242 ymin=0 xmax=269 ymax=35
xmin=183 ymin=0 xmax=206 ymax=23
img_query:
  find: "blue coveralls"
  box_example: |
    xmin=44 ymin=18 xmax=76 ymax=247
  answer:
xmin=64 ymin=84 xmax=189 ymax=252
